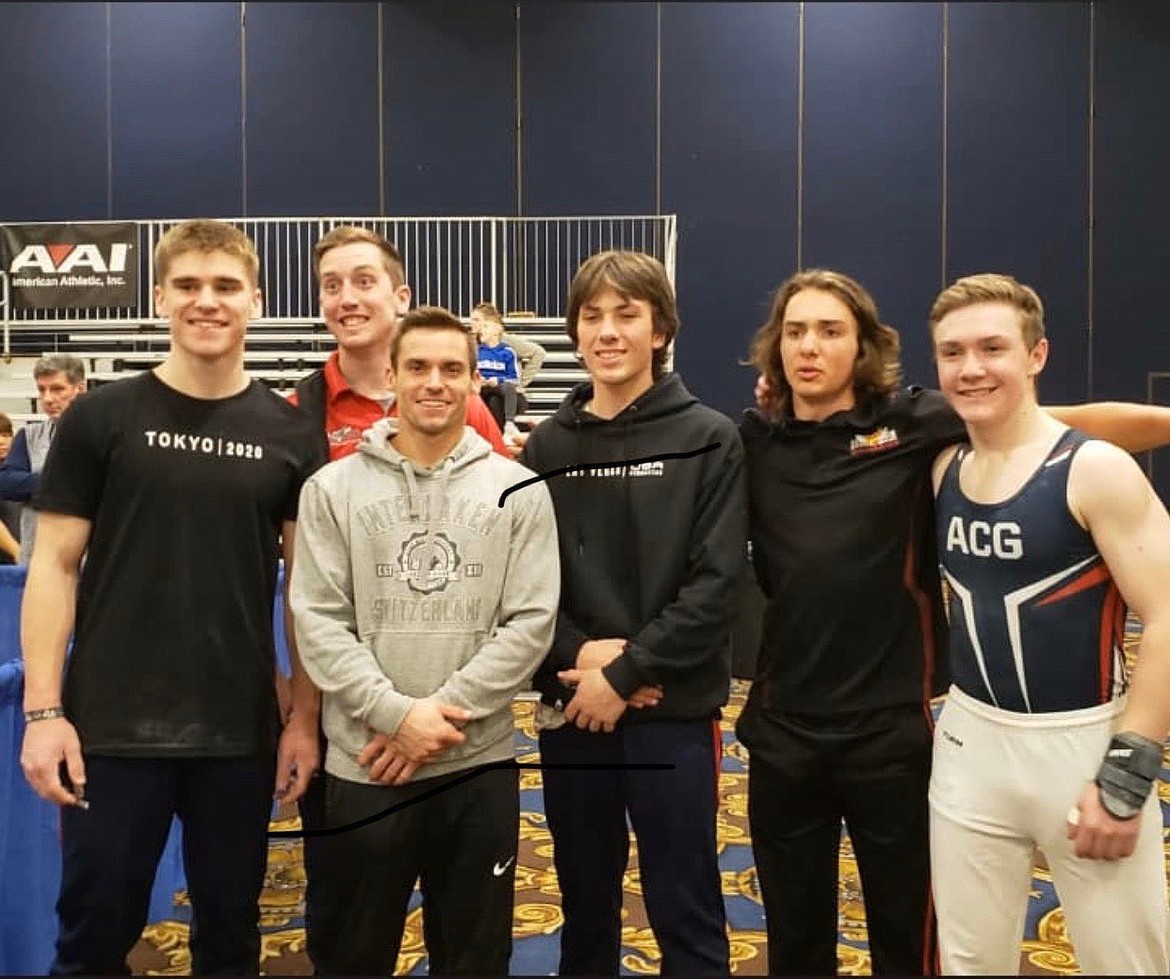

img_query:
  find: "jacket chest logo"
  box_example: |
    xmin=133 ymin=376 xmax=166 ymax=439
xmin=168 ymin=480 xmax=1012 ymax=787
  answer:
xmin=849 ymin=426 xmax=900 ymax=456
xmin=326 ymin=424 xmax=361 ymax=446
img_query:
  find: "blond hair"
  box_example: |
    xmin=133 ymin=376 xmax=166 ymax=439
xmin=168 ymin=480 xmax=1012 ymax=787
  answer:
xmin=472 ymin=300 xmax=504 ymax=324
xmin=929 ymin=273 xmax=1045 ymax=349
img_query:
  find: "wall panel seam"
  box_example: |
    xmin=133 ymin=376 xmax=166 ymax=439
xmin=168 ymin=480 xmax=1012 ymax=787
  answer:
xmin=941 ymin=2 xmax=949 ymax=291
xmin=378 ymin=2 xmax=386 ymax=216
xmin=655 ymin=2 xmax=662 ymax=216
xmin=106 ymin=2 xmax=113 ymax=218
xmin=240 ymin=2 xmax=248 ymax=216
xmin=796 ymin=2 xmax=805 ymax=270
xmin=1087 ymin=0 xmax=1096 ymax=397
xmin=515 ymin=2 xmax=523 ymax=216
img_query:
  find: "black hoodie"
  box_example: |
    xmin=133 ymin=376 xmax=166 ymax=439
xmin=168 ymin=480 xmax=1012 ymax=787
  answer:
xmin=519 ymin=373 xmax=747 ymax=722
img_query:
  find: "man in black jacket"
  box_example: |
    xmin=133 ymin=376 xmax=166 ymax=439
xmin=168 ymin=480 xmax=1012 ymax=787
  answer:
xmin=519 ymin=250 xmax=746 ymax=975
xmin=739 ymin=267 xmax=1170 ymax=977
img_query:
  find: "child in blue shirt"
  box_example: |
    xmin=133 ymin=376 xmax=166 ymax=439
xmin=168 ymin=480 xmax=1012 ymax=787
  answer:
xmin=472 ymin=303 xmax=521 ymax=439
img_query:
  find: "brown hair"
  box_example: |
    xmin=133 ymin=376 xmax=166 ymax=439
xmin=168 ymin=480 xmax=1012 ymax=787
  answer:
xmin=748 ymin=268 xmax=901 ymax=414
xmin=0 ymin=413 xmax=12 ymax=438
xmin=314 ymin=225 xmax=406 ymax=286
xmin=566 ymin=250 xmax=678 ymax=380
xmin=929 ymin=273 xmax=1045 ymax=349
xmin=154 ymin=219 xmax=259 ymax=286
xmin=390 ymin=306 xmax=477 ymax=370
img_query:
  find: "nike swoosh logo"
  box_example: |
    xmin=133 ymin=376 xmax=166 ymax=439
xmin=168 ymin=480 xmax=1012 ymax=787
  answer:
xmin=492 ymin=856 xmax=515 ymax=877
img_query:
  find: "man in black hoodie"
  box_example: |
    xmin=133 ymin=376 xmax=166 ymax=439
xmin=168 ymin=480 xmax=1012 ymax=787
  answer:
xmin=519 ymin=250 xmax=746 ymax=975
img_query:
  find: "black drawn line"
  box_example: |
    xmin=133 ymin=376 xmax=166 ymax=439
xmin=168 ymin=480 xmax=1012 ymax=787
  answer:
xmin=497 ymin=442 xmax=721 ymax=507
xmin=270 ymin=761 xmax=675 ymax=839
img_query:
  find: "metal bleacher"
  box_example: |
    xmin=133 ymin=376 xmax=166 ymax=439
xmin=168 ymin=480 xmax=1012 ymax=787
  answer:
xmin=53 ymin=316 xmax=582 ymax=415
xmin=1 ymin=214 xmax=677 ymax=421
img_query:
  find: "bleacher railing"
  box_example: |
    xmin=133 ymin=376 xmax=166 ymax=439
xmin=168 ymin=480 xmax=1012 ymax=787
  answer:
xmin=0 ymin=215 xmax=677 ymax=355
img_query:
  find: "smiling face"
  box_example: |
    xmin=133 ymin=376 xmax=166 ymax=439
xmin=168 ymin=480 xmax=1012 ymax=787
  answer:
xmin=574 ymin=287 xmax=664 ymax=404
xmin=318 ymin=241 xmax=412 ymax=353
xmin=154 ymin=249 xmax=261 ymax=365
xmin=391 ymin=325 xmax=481 ymax=442
xmin=778 ymin=288 xmax=861 ymax=420
xmin=933 ymin=301 xmax=1047 ymax=426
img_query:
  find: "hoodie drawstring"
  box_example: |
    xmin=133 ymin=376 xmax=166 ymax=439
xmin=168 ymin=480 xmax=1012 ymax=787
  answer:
xmin=399 ymin=454 xmax=457 ymax=572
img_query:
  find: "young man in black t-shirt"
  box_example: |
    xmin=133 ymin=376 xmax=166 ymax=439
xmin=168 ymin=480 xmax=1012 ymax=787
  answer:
xmin=18 ymin=219 xmax=322 ymax=975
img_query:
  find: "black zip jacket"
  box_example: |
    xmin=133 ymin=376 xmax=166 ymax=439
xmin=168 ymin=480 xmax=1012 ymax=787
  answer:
xmin=293 ymin=368 xmax=330 ymax=461
xmin=519 ymin=373 xmax=748 ymax=722
xmin=739 ymin=386 xmax=965 ymax=719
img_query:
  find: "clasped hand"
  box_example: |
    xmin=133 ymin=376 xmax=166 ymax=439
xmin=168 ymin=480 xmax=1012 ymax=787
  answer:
xmin=359 ymin=698 xmax=472 ymax=786
xmin=557 ymin=639 xmax=663 ymax=733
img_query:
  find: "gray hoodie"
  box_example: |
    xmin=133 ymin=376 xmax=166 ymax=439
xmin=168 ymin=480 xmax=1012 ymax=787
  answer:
xmin=290 ymin=418 xmax=559 ymax=783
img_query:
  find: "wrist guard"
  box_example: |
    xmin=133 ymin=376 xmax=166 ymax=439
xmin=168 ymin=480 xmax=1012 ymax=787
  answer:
xmin=1095 ymin=732 xmax=1164 ymax=820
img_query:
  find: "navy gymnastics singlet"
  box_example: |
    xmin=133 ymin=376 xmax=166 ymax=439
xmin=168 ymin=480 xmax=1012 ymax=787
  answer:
xmin=936 ymin=428 xmax=1126 ymax=713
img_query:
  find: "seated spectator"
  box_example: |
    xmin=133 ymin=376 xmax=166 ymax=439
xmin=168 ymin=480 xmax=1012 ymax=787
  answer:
xmin=0 ymin=412 xmax=13 ymax=461
xmin=0 ymin=355 xmax=87 ymax=563
xmin=508 ymin=332 xmax=546 ymax=395
xmin=471 ymin=303 xmax=548 ymax=410
xmin=471 ymin=302 xmax=524 ymax=440
xmin=0 ymin=413 xmax=20 ymax=563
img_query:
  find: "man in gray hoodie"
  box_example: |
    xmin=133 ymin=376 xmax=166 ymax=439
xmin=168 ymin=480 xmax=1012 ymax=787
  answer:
xmin=290 ymin=305 xmax=560 ymax=976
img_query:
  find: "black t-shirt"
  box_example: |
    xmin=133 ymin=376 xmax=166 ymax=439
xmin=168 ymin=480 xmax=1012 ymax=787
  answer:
xmin=740 ymin=387 xmax=966 ymax=716
xmin=33 ymin=371 xmax=323 ymax=757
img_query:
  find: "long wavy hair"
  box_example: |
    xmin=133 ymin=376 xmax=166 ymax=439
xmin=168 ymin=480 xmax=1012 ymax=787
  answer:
xmin=748 ymin=269 xmax=901 ymax=414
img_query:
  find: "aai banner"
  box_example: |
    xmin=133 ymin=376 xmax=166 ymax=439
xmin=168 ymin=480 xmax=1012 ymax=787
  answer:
xmin=2 ymin=222 xmax=138 ymax=309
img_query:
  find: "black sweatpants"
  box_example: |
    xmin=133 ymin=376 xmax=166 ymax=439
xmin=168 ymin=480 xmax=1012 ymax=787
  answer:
xmin=311 ymin=764 xmax=519 ymax=976
xmin=52 ymin=754 xmax=276 ymax=976
xmin=739 ymin=704 xmax=937 ymax=976
xmin=539 ymin=718 xmax=729 ymax=976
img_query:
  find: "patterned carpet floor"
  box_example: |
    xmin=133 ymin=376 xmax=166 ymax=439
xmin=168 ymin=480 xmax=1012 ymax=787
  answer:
xmin=130 ymin=680 xmax=1170 ymax=976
